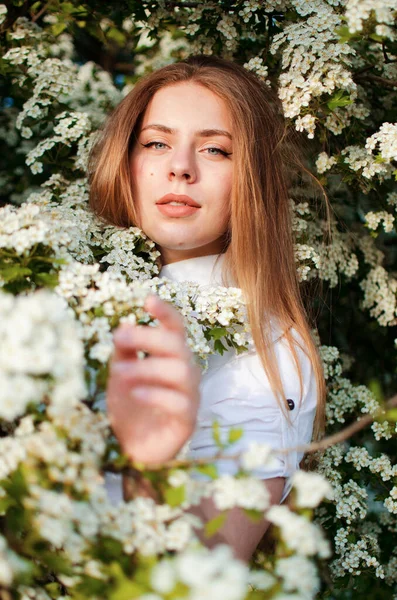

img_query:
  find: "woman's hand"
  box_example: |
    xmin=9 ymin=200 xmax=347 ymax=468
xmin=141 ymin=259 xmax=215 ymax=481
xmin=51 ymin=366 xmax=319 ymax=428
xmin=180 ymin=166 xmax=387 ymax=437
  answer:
xmin=106 ymin=294 xmax=201 ymax=466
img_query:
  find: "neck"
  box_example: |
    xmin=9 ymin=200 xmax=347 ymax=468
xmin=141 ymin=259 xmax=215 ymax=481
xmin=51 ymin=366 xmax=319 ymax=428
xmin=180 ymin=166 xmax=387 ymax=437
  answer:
xmin=158 ymin=239 xmax=226 ymax=266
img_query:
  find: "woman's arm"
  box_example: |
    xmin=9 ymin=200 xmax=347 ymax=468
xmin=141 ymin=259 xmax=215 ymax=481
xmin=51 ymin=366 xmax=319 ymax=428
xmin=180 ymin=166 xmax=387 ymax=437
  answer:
xmin=185 ymin=477 xmax=285 ymax=562
xmin=122 ymin=472 xmax=284 ymax=562
xmin=108 ymin=294 xmax=284 ymax=562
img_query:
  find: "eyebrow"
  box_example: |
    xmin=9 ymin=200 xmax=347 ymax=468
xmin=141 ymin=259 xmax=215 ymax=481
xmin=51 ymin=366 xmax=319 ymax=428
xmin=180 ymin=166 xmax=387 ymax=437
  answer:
xmin=140 ymin=123 xmax=232 ymax=140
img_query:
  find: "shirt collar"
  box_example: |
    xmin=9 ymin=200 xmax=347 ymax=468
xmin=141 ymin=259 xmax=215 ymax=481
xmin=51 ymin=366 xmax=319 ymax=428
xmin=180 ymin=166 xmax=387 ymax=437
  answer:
xmin=159 ymin=253 xmax=288 ymax=344
xmin=159 ymin=253 xmax=228 ymax=286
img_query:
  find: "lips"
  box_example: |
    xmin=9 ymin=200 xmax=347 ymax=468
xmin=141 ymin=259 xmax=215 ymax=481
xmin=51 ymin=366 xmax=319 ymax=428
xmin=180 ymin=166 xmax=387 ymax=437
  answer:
xmin=156 ymin=193 xmax=201 ymax=208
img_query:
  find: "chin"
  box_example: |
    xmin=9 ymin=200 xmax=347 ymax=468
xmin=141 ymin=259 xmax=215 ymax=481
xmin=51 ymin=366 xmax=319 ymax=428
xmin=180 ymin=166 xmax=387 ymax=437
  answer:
xmin=149 ymin=229 xmax=206 ymax=249
xmin=156 ymin=239 xmax=205 ymax=251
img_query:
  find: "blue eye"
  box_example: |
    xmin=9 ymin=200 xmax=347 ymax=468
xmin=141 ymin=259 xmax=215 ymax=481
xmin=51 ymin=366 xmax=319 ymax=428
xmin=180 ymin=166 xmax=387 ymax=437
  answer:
xmin=142 ymin=141 xmax=167 ymax=150
xmin=205 ymin=147 xmax=231 ymax=157
xmin=141 ymin=142 xmax=231 ymax=156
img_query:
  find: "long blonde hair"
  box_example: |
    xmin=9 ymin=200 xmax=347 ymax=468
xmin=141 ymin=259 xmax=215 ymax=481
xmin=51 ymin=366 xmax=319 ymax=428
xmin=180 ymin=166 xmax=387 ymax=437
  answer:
xmin=88 ymin=55 xmax=327 ymax=440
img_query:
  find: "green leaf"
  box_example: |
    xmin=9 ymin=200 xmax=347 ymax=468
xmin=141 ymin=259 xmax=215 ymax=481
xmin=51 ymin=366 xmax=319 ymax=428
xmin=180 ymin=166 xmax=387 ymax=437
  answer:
xmin=110 ymin=451 xmax=129 ymax=469
xmin=51 ymin=22 xmax=67 ymax=37
xmin=204 ymin=512 xmax=227 ymax=538
xmin=0 ymin=494 xmax=16 ymax=514
xmin=243 ymin=508 xmax=263 ymax=522
xmin=74 ymin=575 xmax=109 ymax=597
xmin=212 ymin=420 xmax=223 ymax=449
xmin=208 ymin=326 xmax=228 ymax=340
xmin=335 ymin=25 xmax=354 ymax=43
xmin=234 ymin=344 xmax=247 ymax=355
xmin=38 ymin=550 xmax=74 ymax=575
xmin=45 ymin=582 xmax=65 ymax=599
xmin=164 ymin=485 xmax=186 ymax=507
xmin=214 ymin=339 xmax=226 ymax=355
xmin=368 ymin=378 xmax=384 ymax=403
xmin=327 ymin=91 xmax=353 ymax=111
xmin=35 ymin=272 xmax=59 ymax=288
xmin=107 ymin=562 xmax=143 ymax=600
xmin=193 ymin=464 xmax=218 ymax=479
xmin=93 ymin=538 xmax=124 ymax=563
xmin=30 ymin=2 xmax=42 ymax=13
xmin=4 ymin=466 xmax=28 ymax=500
xmin=369 ymin=33 xmax=384 ymax=42
xmin=385 ymin=409 xmax=397 ymax=422
xmin=60 ymin=2 xmax=76 ymax=14
xmin=107 ymin=28 xmax=127 ymax=45
xmin=0 ymin=266 xmax=32 ymax=282
xmin=228 ymin=427 xmax=243 ymax=445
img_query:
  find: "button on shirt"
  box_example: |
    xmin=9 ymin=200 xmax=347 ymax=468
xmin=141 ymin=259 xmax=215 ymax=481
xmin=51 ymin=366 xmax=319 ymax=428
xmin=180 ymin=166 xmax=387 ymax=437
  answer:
xmin=104 ymin=253 xmax=317 ymax=504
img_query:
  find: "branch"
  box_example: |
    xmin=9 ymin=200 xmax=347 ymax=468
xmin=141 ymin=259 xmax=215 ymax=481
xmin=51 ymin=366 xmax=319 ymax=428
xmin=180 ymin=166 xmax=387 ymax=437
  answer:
xmin=105 ymin=394 xmax=397 ymax=476
xmin=31 ymin=2 xmax=51 ymax=23
xmin=287 ymin=393 xmax=397 ymax=455
xmin=354 ymin=73 xmax=397 ymax=89
xmin=382 ymin=40 xmax=397 ymax=63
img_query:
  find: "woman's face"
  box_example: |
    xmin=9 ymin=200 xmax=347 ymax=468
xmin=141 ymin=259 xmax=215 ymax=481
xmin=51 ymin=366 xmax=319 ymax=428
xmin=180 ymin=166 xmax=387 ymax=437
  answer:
xmin=130 ymin=82 xmax=233 ymax=265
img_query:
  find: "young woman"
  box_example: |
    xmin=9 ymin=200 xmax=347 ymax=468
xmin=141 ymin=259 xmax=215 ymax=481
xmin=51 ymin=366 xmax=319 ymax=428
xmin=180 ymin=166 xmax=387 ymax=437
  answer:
xmin=88 ymin=55 xmax=326 ymax=562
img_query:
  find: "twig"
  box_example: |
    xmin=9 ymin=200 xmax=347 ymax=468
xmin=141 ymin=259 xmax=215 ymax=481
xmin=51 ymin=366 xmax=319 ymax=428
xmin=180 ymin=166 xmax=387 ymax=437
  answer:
xmin=354 ymin=73 xmax=397 ymax=89
xmin=105 ymin=394 xmax=397 ymax=475
xmin=284 ymin=393 xmax=397 ymax=455
xmin=382 ymin=40 xmax=397 ymax=64
xmin=31 ymin=2 xmax=51 ymax=23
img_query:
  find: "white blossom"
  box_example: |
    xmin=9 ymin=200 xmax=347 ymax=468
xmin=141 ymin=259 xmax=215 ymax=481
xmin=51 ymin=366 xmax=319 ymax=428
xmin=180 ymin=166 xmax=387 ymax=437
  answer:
xmin=291 ymin=471 xmax=334 ymax=508
xmin=267 ymin=505 xmax=331 ymax=557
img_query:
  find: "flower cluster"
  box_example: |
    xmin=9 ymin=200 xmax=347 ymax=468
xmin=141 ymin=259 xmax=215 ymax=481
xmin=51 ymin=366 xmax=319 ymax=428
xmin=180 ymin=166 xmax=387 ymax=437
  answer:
xmin=360 ymin=265 xmax=397 ymax=327
xmin=316 ymin=151 xmax=337 ymax=174
xmin=0 ymin=4 xmax=7 ymax=26
xmin=0 ymin=182 xmax=160 ymax=293
xmin=364 ymin=210 xmax=395 ymax=233
xmin=366 ymin=122 xmax=397 ymax=164
xmin=345 ymin=0 xmax=397 ymax=38
xmin=0 ymin=290 xmax=86 ymax=421
xmin=243 ymin=57 xmax=271 ymax=85
xmin=270 ymin=4 xmax=357 ymax=137
xmin=341 ymin=144 xmax=394 ymax=180
xmin=26 ymin=111 xmax=91 ymax=175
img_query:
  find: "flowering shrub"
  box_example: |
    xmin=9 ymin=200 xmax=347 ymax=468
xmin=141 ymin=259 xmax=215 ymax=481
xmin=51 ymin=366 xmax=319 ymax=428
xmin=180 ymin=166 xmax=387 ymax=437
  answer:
xmin=1 ymin=1 xmax=397 ymax=598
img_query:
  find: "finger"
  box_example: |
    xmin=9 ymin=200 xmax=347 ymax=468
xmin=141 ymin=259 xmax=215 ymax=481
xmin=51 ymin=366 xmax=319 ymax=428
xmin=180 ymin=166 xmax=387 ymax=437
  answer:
xmin=111 ymin=328 xmax=138 ymax=363
xmin=121 ymin=385 xmax=196 ymax=422
xmin=113 ymin=323 xmax=190 ymax=360
xmin=144 ymin=294 xmax=187 ymax=337
xmin=109 ymin=357 xmax=199 ymax=397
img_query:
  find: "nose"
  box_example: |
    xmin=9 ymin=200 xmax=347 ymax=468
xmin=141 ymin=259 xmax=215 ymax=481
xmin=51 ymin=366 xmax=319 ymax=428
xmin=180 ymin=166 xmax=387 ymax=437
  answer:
xmin=168 ymin=146 xmax=197 ymax=183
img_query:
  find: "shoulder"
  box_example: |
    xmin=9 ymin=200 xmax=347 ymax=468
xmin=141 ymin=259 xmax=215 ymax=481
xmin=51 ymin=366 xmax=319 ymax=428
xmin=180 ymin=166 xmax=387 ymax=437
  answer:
xmin=236 ymin=318 xmax=313 ymax=378
xmin=273 ymin=323 xmax=314 ymax=382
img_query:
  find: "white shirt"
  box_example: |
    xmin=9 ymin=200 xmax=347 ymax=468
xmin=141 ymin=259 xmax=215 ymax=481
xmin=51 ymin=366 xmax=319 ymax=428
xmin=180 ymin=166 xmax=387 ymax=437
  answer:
xmin=104 ymin=253 xmax=317 ymax=504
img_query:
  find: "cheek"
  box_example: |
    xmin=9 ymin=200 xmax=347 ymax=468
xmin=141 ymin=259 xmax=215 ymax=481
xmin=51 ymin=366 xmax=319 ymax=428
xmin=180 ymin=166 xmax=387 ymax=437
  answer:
xmin=130 ymin=157 xmax=155 ymax=209
xmin=130 ymin=156 xmax=145 ymax=185
xmin=215 ymin=169 xmax=233 ymax=205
